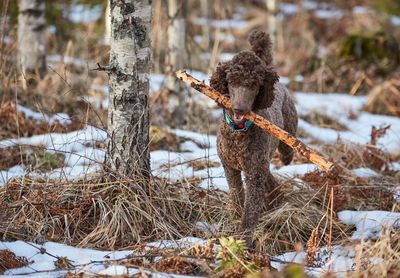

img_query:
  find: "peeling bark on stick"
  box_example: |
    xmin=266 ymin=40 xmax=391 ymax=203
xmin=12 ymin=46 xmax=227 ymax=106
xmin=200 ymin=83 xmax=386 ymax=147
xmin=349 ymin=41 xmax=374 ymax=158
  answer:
xmin=176 ymin=70 xmax=335 ymax=172
xmin=106 ymin=0 xmax=151 ymax=178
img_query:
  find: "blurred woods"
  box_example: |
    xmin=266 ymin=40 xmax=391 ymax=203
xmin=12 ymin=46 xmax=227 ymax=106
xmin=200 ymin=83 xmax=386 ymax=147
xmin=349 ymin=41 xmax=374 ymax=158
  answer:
xmin=0 ymin=0 xmax=399 ymax=132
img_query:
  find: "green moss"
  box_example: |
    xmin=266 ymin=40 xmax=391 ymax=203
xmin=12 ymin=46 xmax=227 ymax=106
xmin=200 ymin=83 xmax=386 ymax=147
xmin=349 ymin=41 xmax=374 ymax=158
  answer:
xmin=339 ymin=31 xmax=400 ymax=71
xmin=372 ymin=0 xmax=400 ymax=15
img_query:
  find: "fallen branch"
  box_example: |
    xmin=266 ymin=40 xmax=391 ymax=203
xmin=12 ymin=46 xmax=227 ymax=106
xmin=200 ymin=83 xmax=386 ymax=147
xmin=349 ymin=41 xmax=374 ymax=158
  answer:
xmin=176 ymin=70 xmax=335 ymax=172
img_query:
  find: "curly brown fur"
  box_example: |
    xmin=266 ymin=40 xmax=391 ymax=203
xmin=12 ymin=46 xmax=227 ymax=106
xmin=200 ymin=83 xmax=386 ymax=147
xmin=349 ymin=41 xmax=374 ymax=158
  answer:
xmin=210 ymin=31 xmax=298 ymax=248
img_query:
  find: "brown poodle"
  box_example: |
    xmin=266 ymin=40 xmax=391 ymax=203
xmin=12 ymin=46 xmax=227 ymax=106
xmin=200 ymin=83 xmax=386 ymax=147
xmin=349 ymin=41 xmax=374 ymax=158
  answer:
xmin=210 ymin=30 xmax=298 ymax=247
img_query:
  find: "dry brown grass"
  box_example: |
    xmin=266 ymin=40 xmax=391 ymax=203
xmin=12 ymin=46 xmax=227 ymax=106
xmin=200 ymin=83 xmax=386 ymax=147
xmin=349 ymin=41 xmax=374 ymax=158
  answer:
xmin=0 ymin=174 xmax=229 ymax=249
xmin=364 ymin=77 xmax=400 ymax=117
xmin=0 ymin=249 xmax=29 ymax=274
xmin=346 ymin=229 xmax=400 ymax=277
xmin=254 ymin=184 xmax=350 ymax=255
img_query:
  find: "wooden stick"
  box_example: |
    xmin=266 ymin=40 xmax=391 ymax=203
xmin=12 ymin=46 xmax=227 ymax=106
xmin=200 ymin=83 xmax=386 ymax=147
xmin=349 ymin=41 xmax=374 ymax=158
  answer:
xmin=176 ymin=70 xmax=335 ymax=172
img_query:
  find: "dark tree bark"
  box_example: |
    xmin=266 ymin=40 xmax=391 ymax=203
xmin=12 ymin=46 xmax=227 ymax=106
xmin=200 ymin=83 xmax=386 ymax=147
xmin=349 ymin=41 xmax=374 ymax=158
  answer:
xmin=106 ymin=0 xmax=152 ymax=179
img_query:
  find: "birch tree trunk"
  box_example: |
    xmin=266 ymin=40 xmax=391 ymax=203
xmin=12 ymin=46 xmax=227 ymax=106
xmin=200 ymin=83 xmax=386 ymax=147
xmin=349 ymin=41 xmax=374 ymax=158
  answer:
xmin=165 ymin=0 xmax=186 ymax=125
xmin=106 ymin=0 xmax=151 ymax=179
xmin=266 ymin=0 xmax=278 ymax=51
xmin=200 ymin=0 xmax=211 ymax=50
xmin=104 ymin=1 xmax=111 ymax=45
xmin=18 ymin=0 xmax=47 ymax=83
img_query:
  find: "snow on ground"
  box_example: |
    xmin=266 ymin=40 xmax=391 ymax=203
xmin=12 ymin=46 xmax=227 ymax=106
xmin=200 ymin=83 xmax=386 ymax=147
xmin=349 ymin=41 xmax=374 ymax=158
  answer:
xmin=2 ymin=89 xmax=399 ymax=190
xmin=338 ymin=210 xmax=400 ymax=240
xmin=271 ymin=210 xmax=400 ymax=275
xmin=0 ymin=126 xmax=106 ymax=186
xmin=0 ymin=237 xmax=205 ymax=277
xmin=16 ymin=104 xmax=71 ymax=126
xmin=271 ymin=245 xmax=355 ymax=276
xmin=295 ymin=92 xmax=400 ymax=154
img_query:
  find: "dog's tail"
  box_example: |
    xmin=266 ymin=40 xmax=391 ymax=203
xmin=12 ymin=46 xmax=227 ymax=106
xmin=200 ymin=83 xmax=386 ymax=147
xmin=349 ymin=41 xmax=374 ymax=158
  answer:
xmin=248 ymin=30 xmax=273 ymax=66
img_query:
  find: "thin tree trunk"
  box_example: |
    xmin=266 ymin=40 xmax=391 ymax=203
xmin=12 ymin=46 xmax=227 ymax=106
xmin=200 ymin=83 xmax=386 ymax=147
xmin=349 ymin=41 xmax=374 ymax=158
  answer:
xmin=18 ymin=0 xmax=47 ymax=83
xmin=106 ymin=0 xmax=151 ymax=179
xmin=165 ymin=0 xmax=186 ymax=125
xmin=104 ymin=0 xmax=111 ymax=45
xmin=200 ymin=0 xmax=211 ymax=50
xmin=266 ymin=0 xmax=278 ymax=51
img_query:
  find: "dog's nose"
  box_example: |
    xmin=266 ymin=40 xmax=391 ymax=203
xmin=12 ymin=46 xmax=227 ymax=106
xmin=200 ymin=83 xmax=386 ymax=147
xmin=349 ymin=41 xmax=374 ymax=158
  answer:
xmin=233 ymin=108 xmax=245 ymax=115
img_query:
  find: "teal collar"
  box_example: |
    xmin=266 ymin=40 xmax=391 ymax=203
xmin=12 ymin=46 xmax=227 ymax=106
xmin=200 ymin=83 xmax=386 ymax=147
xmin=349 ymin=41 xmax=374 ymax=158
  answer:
xmin=223 ymin=109 xmax=253 ymax=132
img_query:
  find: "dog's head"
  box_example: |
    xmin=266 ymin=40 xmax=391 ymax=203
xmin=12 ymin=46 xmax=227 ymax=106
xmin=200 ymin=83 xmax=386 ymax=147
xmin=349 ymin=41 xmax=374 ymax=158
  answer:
xmin=210 ymin=51 xmax=279 ymax=124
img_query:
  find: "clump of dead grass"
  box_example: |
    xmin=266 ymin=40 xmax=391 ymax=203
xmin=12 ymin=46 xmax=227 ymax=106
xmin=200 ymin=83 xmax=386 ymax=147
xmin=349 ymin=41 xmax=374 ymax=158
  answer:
xmin=0 ymin=146 xmax=64 ymax=171
xmin=0 ymin=175 xmax=229 ymax=249
xmin=364 ymin=78 xmax=400 ymax=117
xmin=302 ymin=169 xmax=397 ymax=212
xmin=0 ymin=249 xmax=29 ymax=274
xmin=349 ymin=229 xmax=400 ymax=277
xmin=301 ymin=111 xmax=348 ymax=131
xmin=321 ymin=141 xmax=391 ymax=172
xmin=254 ymin=183 xmax=349 ymax=255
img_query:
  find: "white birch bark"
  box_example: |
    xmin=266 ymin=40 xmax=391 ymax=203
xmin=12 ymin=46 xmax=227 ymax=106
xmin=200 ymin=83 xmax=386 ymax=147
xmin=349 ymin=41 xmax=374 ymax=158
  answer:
xmin=165 ymin=0 xmax=185 ymax=91
xmin=106 ymin=0 xmax=151 ymax=178
xmin=165 ymin=0 xmax=186 ymax=124
xmin=17 ymin=0 xmax=47 ymax=81
xmin=266 ymin=0 xmax=278 ymax=51
xmin=104 ymin=1 xmax=111 ymax=45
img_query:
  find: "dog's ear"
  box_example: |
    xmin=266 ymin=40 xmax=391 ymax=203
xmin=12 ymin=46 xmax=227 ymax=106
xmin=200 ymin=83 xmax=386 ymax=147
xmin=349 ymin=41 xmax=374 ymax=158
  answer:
xmin=253 ymin=66 xmax=279 ymax=110
xmin=210 ymin=61 xmax=230 ymax=96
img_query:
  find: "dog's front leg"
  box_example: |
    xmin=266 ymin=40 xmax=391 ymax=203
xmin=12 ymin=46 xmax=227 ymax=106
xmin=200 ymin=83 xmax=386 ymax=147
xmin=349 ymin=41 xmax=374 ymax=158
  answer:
xmin=223 ymin=165 xmax=244 ymax=217
xmin=240 ymin=167 xmax=269 ymax=248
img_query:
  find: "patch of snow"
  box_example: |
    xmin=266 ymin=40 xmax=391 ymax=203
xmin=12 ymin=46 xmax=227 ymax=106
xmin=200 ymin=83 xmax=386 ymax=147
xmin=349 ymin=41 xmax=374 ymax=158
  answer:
xmin=1 ymin=237 xmax=206 ymax=277
xmin=98 ymin=265 xmax=131 ymax=275
xmin=390 ymin=16 xmax=400 ymax=26
xmin=314 ymin=9 xmax=343 ymax=19
xmin=0 ymin=126 xmax=106 ymax=185
xmin=65 ymin=4 xmax=102 ymax=24
xmin=280 ymin=75 xmax=304 ymax=85
xmin=389 ymin=162 xmax=400 ymax=171
xmin=192 ymin=18 xmax=248 ymax=30
xmin=174 ymin=129 xmax=216 ymax=148
xmin=47 ymin=25 xmax=56 ymax=34
xmin=199 ymin=52 xmax=235 ymax=64
xmin=279 ymin=3 xmax=298 ymax=15
xmin=352 ymin=167 xmax=378 ymax=177
xmin=275 ymin=163 xmax=319 ymax=177
xmin=272 ymin=245 xmax=357 ymax=275
xmin=2 ymin=36 xmax=11 ymax=45
xmin=338 ymin=210 xmax=400 ymax=240
xmin=150 ymin=73 xmax=166 ymax=92
xmin=0 ymin=165 xmax=26 ymax=187
xmin=303 ymin=0 xmax=318 ymax=10
xmin=47 ymin=54 xmax=91 ymax=68
xmin=1 ymin=240 xmax=132 ymax=276
xmin=353 ymin=6 xmax=369 ymax=15
xmin=16 ymin=104 xmax=71 ymax=125
xmin=295 ymin=93 xmax=400 ymax=154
